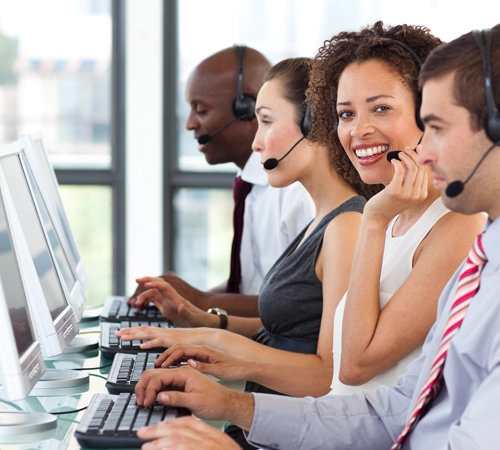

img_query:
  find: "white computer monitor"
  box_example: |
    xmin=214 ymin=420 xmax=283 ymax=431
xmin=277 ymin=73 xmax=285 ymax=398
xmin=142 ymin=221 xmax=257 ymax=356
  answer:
xmin=0 ymin=182 xmax=46 ymax=401
xmin=0 ymin=179 xmax=57 ymax=439
xmin=0 ymin=140 xmax=80 ymax=356
xmin=4 ymin=137 xmax=87 ymax=322
xmin=22 ymin=132 xmax=88 ymax=290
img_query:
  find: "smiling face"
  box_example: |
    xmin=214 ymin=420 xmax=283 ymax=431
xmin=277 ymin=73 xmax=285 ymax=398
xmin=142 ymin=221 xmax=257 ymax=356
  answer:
xmin=336 ymin=59 xmax=423 ymax=186
xmin=418 ymin=71 xmax=500 ymax=217
xmin=252 ymin=78 xmax=311 ymax=187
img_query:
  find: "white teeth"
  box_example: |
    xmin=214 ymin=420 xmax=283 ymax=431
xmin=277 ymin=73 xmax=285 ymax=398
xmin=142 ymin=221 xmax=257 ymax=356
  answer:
xmin=355 ymin=145 xmax=388 ymax=158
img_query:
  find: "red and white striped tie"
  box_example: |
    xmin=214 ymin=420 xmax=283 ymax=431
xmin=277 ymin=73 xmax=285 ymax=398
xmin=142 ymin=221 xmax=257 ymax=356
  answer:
xmin=391 ymin=233 xmax=487 ymax=450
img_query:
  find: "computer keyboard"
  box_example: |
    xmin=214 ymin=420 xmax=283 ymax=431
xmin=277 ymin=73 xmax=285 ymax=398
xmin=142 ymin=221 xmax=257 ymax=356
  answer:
xmin=74 ymin=393 xmax=190 ymax=448
xmin=100 ymin=295 xmax=171 ymax=323
xmin=100 ymin=321 xmax=169 ymax=359
xmin=106 ymin=353 xmax=187 ymax=394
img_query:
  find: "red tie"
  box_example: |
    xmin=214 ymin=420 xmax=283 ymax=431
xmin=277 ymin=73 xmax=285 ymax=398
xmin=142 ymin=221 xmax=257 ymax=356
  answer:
xmin=391 ymin=233 xmax=487 ymax=450
xmin=226 ymin=176 xmax=252 ymax=293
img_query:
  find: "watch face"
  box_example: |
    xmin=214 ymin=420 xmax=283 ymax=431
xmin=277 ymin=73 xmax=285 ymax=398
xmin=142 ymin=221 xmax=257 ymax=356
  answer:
xmin=208 ymin=308 xmax=227 ymax=315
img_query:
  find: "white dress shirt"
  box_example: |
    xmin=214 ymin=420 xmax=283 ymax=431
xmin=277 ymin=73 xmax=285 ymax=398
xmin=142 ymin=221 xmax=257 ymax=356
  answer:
xmin=238 ymin=151 xmax=314 ymax=295
xmin=247 ymin=217 xmax=500 ymax=449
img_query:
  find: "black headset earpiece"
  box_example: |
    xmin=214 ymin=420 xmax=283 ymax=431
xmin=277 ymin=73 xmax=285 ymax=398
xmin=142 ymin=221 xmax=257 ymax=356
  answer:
xmin=473 ymin=28 xmax=500 ymax=143
xmin=232 ymin=45 xmax=256 ymax=121
xmin=300 ymin=99 xmax=312 ymax=138
xmin=390 ymin=39 xmax=424 ymax=132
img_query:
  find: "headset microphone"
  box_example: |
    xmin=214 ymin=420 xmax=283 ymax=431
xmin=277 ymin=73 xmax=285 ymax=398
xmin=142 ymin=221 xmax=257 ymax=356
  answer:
xmin=446 ymin=140 xmax=500 ymax=198
xmin=197 ymin=118 xmax=240 ymax=145
xmin=263 ymin=136 xmax=305 ymax=170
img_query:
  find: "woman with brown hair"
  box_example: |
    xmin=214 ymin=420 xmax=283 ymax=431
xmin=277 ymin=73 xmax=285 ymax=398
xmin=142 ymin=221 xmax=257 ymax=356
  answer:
xmin=308 ymin=21 xmax=485 ymax=394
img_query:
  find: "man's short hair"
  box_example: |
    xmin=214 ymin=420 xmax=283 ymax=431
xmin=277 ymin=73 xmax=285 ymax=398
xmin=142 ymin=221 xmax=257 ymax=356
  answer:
xmin=419 ymin=24 xmax=500 ymax=133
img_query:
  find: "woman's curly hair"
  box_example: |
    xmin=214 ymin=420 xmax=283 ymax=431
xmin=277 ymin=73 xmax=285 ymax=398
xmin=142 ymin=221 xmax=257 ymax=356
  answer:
xmin=308 ymin=21 xmax=443 ymax=195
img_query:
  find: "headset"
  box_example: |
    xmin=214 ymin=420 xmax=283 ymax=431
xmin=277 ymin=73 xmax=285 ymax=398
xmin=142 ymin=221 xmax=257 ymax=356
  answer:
xmin=390 ymin=39 xmax=424 ymax=131
xmin=232 ymin=45 xmax=257 ymax=121
xmin=473 ymin=28 xmax=500 ymax=143
xmin=300 ymin=100 xmax=312 ymax=138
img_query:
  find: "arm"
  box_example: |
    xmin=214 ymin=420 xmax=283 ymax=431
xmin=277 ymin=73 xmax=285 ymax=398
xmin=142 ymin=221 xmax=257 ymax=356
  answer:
xmin=339 ymin=150 xmax=486 ymax=385
xmin=125 ymin=277 xmax=262 ymax=337
xmin=129 ymin=272 xmax=259 ymax=317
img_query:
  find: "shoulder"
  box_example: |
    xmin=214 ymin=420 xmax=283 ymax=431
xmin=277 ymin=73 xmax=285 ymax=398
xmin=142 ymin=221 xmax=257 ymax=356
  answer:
xmin=323 ymin=208 xmax=363 ymax=244
xmin=426 ymin=210 xmax=486 ymax=243
xmin=415 ymin=211 xmax=487 ymax=264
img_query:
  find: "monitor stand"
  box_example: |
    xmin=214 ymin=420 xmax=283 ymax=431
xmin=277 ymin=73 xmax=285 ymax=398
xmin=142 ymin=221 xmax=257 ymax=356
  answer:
xmin=80 ymin=305 xmax=103 ymax=322
xmin=64 ymin=336 xmax=99 ymax=353
xmin=30 ymin=369 xmax=89 ymax=397
xmin=0 ymin=411 xmax=57 ymax=443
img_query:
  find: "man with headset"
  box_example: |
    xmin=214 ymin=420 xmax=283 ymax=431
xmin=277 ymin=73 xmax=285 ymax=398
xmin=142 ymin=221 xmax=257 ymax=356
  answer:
xmin=133 ymin=24 xmax=500 ymax=449
xmin=130 ymin=46 xmax=313 ymax=318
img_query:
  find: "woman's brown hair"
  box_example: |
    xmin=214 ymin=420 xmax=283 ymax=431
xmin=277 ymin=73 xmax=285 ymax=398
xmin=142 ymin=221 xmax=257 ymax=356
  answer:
xmin=309 ymin=21 xmax=442 ymax=192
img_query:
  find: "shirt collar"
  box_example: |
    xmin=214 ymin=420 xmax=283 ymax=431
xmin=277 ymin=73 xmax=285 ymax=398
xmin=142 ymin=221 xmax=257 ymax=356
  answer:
xmin=482 ymin=215 xmax=500 ymax=270
xmin=238 ymin=151 xmax=269 ymax=187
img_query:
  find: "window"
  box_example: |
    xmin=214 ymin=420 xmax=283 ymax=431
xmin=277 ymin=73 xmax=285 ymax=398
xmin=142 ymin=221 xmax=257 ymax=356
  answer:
xmin=0 ymin=0 xmax=124 ymax=305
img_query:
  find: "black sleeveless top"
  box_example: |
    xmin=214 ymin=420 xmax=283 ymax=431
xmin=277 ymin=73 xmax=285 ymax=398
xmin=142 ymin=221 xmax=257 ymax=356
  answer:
xmin=247 ymin=195 xmax=366 ymax=395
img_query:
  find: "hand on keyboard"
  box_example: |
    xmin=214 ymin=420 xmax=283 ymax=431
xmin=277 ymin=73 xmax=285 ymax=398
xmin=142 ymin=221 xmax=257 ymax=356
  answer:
xmin=136 ymin=416 xmax=241 ymax=450
xmin=115 ymin=325 xmax=223 ymax=351
xmin=134 ymin=365 xmax=253 ymax=428
xmin=132 ymin=277 xmax=219 ymax=328
xmin=154 ymin=343 xmax=250 ymax=382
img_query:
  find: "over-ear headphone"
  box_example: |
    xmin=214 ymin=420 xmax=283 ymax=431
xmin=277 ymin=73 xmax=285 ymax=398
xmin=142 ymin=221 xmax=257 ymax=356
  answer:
xmin=390 ymin=39 xmax=424 ymax=132
xmin=232 ymin=45 xmax=257 ymax=121
xmin=472 ymin=28 xmax=500 ymax=143
xmin=300 ymin=99 xmax=312 ymax=138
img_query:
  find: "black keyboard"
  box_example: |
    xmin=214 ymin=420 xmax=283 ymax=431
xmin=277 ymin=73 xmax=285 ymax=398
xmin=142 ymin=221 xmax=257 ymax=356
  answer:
xmin=106 ymin=353 xmax=186 ymax=394
xmin=74 ymin=393 xmax=190 ymax=448
xmin=100 ymin=295 xmax=171 ymax=323
xmin=100 ymin=321 xmax=169 ymax=359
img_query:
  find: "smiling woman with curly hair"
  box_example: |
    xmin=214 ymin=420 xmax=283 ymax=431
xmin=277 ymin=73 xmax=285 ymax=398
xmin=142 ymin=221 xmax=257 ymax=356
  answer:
xmin=307 ymin=21 xmax=486 ymax=396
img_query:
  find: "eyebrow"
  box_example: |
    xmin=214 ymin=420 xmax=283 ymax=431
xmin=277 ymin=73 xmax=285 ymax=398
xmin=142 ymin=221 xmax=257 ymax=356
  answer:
xmin=255 ymin=106 xmax=271 ymax=114
xmin=421 ymin=113 xmax=445 ymax=124
xmin=337 ymin=94 xmax=395 ymax=107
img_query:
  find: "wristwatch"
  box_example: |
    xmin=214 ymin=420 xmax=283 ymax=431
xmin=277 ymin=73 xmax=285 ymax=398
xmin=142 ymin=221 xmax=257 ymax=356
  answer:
xmin=207 ymin=308 xmax=228 ymax=329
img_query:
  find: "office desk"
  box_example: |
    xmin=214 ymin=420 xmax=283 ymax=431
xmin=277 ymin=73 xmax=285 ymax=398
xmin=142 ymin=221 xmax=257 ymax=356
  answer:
xmin=0 ymin=319 xmax=244 ymax=450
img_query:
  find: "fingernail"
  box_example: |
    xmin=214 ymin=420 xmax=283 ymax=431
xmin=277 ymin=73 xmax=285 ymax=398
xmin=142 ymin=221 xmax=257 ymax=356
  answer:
xmin=188 ymin=359 xmax=197 ymax=368
xmin=158 ymin=393 xmax=170 ymax=403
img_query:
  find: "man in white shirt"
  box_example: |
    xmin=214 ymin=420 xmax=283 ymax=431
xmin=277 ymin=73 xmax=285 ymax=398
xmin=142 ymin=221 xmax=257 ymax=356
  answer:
xmin=132 ymin=24 xmax=500 ymax=450
xmin=131 ymin=46 xmax=313 ymax=318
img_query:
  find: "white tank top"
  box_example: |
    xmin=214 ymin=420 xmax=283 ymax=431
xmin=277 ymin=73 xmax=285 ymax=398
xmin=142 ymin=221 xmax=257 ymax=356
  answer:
xmin=329 ymin=197 xmax=449 ymax=395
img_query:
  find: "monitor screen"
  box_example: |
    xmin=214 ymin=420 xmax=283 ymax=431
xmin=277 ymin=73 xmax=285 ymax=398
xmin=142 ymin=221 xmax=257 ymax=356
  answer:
xmin=32 ymin=137 xmax=81 ymax=270
xmin=1 ymin=155 xmax=68 ymax=321
xmin=0 ymin=193 xmax=36 ymax=358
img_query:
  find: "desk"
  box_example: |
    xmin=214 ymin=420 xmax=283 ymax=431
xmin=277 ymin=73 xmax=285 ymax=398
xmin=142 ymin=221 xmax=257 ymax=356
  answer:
xmin=0 ymin=318 xmax=244 ymax=449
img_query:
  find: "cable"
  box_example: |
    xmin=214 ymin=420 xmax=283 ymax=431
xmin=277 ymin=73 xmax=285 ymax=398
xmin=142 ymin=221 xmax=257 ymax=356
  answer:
xmin=88 ymin=373 xmax=108 ymax=381
xmin=50 ymin=406 xmax=88 ymax=415
xmin=72 ymin=363 xmax=112 ymax=371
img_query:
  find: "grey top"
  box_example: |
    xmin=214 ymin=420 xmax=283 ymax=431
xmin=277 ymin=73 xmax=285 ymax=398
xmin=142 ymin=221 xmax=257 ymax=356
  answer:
xmin=247 ymin=218 xmax=499 ymax=450
xmin=256 ymin=195 xmax=366 ymax=350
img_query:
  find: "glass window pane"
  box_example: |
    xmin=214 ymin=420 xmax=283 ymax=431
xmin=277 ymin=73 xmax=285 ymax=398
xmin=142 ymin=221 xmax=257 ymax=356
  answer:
xmin=59 ymin=185 xmax=112 ymax=307
xmin=173 ymin=188 xmax=233 ymax=290
xmin=0 ymin=0 xmax=112 ymax=170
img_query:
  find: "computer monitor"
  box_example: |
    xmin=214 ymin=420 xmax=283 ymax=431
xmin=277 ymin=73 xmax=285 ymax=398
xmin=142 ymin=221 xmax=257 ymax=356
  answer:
xmin=8 ymin=136 xmax=87 ymax=322
xmin=0 ymin=140 xmax=79 ymax=357
xmin=22 ymin=132 xmax=88 ymax=290
xmin=0 ymin=174 xmax=57 ymax=438
xmin=0 ymin=191 xmax=45 ymax=400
